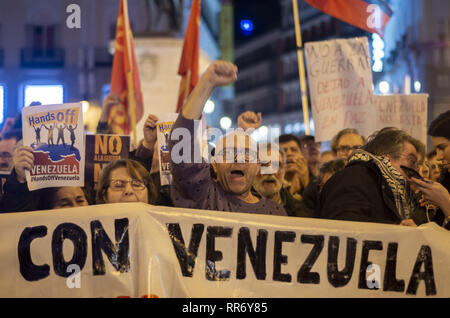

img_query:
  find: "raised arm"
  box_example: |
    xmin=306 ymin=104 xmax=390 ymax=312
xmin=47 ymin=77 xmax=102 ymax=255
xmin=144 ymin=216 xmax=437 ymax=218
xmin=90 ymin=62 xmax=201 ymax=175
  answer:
xmin=169 ymin=61 xmax=237 ymax=206
xmin=181 ymin=60 xmax=237 ymax=119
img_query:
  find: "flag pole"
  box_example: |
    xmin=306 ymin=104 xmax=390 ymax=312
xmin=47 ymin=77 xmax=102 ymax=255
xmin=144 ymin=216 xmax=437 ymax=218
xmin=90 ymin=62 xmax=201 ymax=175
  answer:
xmin=123 ymin=0 xmax=138 ymax=146
xmin=292 ymin=0 xmax=310 ymax=135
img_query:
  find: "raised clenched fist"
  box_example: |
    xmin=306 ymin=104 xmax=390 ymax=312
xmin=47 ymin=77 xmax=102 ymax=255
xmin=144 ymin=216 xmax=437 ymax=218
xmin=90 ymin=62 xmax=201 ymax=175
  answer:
xmin=143 ymin=114 xmax=159 ymax=150
xmin=204 ymin=61 xmax=238 ymax=87
xmin=238 ymin=111 xmax=262 ymax=132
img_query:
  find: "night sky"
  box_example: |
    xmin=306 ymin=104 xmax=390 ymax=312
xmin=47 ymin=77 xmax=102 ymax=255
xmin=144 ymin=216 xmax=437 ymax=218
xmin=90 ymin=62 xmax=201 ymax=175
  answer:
xmin=233 ymin=0 xmax=281 ymax=47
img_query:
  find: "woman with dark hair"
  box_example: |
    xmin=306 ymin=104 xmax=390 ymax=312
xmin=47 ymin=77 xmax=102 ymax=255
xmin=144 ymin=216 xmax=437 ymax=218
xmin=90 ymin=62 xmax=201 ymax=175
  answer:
xmin=96 ymin=159 xmax=157 ymax=204
xmin=410 ymin=110 xmax=450 ymax=230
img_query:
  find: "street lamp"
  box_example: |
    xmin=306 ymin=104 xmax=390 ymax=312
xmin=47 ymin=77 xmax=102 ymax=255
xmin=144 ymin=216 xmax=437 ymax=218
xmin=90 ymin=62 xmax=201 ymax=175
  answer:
xmin=204 ymin=100 xmax=215 ymax=114
xmin=220 ymin=116 xmax=232 ymax=130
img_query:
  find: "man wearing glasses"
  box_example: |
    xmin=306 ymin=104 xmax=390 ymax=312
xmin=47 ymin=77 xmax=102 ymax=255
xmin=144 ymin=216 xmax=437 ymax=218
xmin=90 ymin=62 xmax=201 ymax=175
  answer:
xmin=318 ymin=127 xmax=426 ymax=226
xmin=330 ymin=128 xmax=366 ymax=159
xmin=169 ymin=61 xmax=286 ymax=216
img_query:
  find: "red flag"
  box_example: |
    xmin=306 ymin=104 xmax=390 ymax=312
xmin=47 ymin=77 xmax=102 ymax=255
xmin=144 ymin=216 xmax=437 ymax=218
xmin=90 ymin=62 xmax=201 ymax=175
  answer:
xmin=176 ymin=0 xmax=201 ymax=113
xmin=109 ymin=0 xmax=144 ymax=143
xmin=305 ymin=0 xmax=393 ymax=37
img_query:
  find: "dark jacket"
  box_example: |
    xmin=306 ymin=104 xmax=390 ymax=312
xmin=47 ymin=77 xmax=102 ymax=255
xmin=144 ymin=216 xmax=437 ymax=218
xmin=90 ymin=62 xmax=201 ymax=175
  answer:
xmin=301 ymin=180 xmax=320 ymax=217
xmin=317 ymin=160 xmax=404 ymax=224
xmin=0 ymin=170 xmax=40 ymax=212
xmin=280 ymin=186 xmax=313 ymax=218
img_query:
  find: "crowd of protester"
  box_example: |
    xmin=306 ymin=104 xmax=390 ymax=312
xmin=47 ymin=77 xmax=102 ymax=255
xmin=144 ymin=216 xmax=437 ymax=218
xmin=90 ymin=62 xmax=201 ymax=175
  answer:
xmin=0 ymin=60 xmax=449 ymax=231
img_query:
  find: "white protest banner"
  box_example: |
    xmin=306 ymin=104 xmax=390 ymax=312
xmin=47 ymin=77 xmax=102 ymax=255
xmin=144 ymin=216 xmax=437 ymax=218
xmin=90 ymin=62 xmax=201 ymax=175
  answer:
xmin=21 ymin=103 xmax=84 ymax=190
xmin=156 ymin=113 xmax=179 ymax=186
xmin=374 ymin=94 xmax=428 ymax=144
xmin=0 ymin=203 xmax=449 ymax=297
xmin=304 ymin=37 xmax=376 ymax=142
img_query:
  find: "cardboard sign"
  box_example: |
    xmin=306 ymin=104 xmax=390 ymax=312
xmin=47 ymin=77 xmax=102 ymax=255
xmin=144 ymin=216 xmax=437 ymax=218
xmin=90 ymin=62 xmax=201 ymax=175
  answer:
xmin=85 ymin=134 xmax=130 ymax=188
xmin=1 ymin=203 xmax=449 ymax=297
xmin=22 ymin=103 xmax=85 ymax=190
xmin=305 ymin=37 xmax=376 ymax=142
xmin=374 ymin=94 xmax=428 ymax=144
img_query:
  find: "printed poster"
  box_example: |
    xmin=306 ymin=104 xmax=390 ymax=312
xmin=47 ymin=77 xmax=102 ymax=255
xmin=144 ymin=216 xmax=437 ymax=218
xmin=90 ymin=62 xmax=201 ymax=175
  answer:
xmin=304 ymin=37 xmax=376 ymax=142
xmin=157 ymin=113 xmax=179 ymax=186
xmin=85 ymin=134 xmax=130 ymax=189
xmin=22 ymin=103 xmax=85 ymax=191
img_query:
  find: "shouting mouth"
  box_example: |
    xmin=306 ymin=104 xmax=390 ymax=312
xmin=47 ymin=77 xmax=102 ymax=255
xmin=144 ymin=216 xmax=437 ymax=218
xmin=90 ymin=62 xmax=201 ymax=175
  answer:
xmin=230 ymin=169 xmax=245 ymax=181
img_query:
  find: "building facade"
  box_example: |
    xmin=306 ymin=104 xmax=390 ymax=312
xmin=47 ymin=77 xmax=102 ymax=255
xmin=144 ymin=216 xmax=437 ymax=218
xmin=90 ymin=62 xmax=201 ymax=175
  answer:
xmin=380 ymin=0 xmax=450 ymax=131
xmin=228 ymin=0 xmax=449 ymax=147
xmin=228 ymin=0 xmax=366 ymax=141
xmin=0 ymin=0 xmax=223 ymax=132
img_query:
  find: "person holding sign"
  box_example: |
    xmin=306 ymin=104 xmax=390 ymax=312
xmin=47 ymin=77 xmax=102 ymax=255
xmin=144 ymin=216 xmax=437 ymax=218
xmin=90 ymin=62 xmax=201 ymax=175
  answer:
xmin=169 ymin=61 xmax=286 ymax=216
xmin=318 ymin=127 xmax=426 ymax=226
xmin=410 ymin=110 xmax=450 ymax=230
xmin=97 ymin=93 xmax=159 ymax=173
xmin=0 ymin=146 xmax=91 ymax=212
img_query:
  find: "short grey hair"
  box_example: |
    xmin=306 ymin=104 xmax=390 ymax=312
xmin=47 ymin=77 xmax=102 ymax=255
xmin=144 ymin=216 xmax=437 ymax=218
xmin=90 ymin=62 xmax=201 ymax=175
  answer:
xmin=363 ymin=127 xmax=425 ymax=160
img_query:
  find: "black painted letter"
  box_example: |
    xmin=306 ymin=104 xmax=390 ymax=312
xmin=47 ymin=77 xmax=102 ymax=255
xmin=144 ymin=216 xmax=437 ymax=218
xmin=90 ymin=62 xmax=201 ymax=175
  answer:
xmin=52 ymin=223 xmax=87 ymax=277
xmin=91 ymin=218 xmax=130 ymax=275
xmin=298 ymin=235 xmax=324 ymax=284
xmin=406 ymin=245 xmax=436 ymax=296
xmin=205 ymin=226 xmax=232 ymax=281
xmin=273 ymin=231 xmax=295 ymax=282
xmin=167 ymin=223 xmax=204 ymax=277
xmin=327 ymin=236 xmax=357 ymax=288
xmin=18 ymin=226 xmax=50 ymax=281
xmin=383 ymin=243 xmax=405 ymax=292
xmin=358 ymin=240 xmax=383 ymax=289
xmin=236 ymin=228 xmax=267 ymax=280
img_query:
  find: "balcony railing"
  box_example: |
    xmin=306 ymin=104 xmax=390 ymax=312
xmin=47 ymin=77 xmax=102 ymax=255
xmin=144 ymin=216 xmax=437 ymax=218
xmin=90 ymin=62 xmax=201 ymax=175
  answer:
xmin=20 ymin=48 xmax=64 ymax=68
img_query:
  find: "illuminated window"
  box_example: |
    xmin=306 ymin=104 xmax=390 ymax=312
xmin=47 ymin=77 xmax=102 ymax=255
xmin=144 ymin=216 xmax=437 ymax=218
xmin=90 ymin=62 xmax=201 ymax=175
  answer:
xmin=24 ymin=84 xmax=64 ymax=107
xmin=0 ymin=86 xmax=4 ymax=124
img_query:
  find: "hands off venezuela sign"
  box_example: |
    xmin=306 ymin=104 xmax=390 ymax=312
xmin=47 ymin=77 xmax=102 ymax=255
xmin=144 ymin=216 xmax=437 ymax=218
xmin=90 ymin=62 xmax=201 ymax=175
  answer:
xmin=22 ymin=103 xmax=85 ymax=191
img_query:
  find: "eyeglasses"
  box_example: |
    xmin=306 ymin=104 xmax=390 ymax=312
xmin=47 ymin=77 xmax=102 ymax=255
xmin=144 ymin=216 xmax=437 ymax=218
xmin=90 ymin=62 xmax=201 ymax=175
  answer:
xmin=337 ymin=146 xmax=361 ymax=153
xmin=215 ymin=148 xmax=258 ymax=163
xmin=109 ymin=179 xmax=147 ymax=191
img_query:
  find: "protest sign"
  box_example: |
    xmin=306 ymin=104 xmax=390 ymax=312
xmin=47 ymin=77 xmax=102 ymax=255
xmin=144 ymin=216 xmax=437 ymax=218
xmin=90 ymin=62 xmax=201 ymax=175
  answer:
xmin=21 ymin=103 xmax=84 ymax=190
xmin=304 ymin=37 xmax=376 ymax=142
xmin=1 ymin=203 xmax=449 ymax=298
xmin=156 ymin=113 xmax=178 ymax=186
xmin=374 ymin=94 xmax=428 ymax=144
xmin=85 ymin=134 xmax=130 ymax=188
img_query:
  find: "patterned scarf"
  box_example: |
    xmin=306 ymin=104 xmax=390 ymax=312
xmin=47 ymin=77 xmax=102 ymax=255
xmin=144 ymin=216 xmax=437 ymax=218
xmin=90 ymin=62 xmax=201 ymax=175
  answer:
xmin=348 ymin=149 xmax=417 ymax=219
